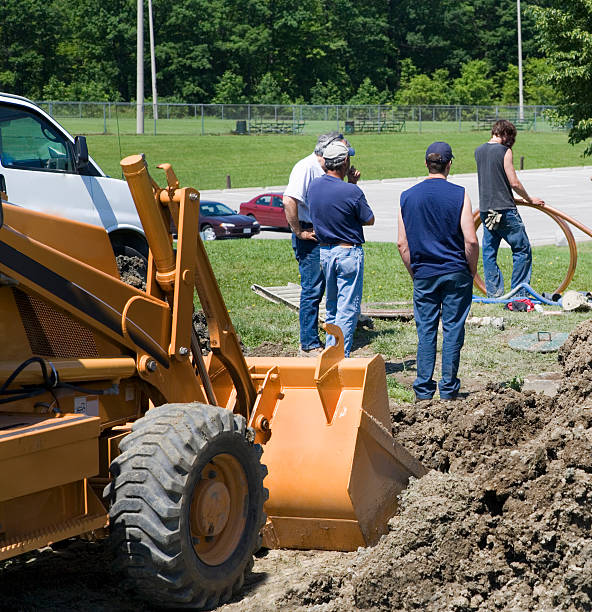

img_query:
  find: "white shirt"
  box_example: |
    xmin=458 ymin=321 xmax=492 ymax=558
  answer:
xmin=283 ymin=152 xmax=324 ymax=223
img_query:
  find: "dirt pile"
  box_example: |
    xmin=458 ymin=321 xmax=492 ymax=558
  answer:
xmin=285 ymin=320 xmax=592 ymax=611
xmin=115 ymin=255 xmax=146 ymax=290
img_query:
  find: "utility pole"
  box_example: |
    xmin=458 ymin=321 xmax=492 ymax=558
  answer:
xmin=148 ymin=0 xmax=158 ymax=121
xmin=136 ymin=0 xmax=144 ymax=134
xmin=517 ymin=0 xmax=524 ymax=120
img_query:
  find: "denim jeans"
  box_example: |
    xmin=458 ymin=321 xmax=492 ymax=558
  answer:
xmin=413 ymin=270 xmax=473 ymax=399
xmin=480 ymin=209 xmax=532 ymax=297
xmin=292 ymin=234 xmax=325 ymax=350
xmin=320 ymin=245 xmax=364 ymax=357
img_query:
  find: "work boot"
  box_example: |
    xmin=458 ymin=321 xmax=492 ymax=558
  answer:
xmin=299 ymin=346 xmax=324 ymax=358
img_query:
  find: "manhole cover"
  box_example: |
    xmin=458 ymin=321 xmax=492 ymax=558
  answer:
xmin=508 ymin=331 xmax=569 ymax=352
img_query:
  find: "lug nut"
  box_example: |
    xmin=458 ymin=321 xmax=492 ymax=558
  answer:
xmin=146 ymin=359 xmax=157 ymax=372
xmin=178 ymin=346 xmax=189 ymax=356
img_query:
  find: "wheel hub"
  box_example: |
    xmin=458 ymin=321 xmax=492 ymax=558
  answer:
xmin=193 ymin=480 xmax=231 ymax=536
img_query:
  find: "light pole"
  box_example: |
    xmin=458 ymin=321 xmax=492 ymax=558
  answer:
xmin=517 ymin=0 xmax=524 ymax=120
xmin=136 ymin=0 xmax=144 ymax=134
xmin=148 ymin=0 xmax=158 ymax=121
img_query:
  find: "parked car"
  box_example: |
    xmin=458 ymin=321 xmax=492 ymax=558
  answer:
xmin=239 ymin=192 xmax=289 ymax=228
xmin=199 ymin=200 xmax=260 ymax=240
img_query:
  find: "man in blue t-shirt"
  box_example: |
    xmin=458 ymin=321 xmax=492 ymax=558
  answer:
xmin=398 ymin=142 xmax=479 ymax=401
xmin=308 ymin=141 xmax=374 ymax=357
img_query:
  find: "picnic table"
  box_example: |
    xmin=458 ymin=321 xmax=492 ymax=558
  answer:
xmin=248 ymin=120 xmax=305 ymax=134
xmin=473 ymin=116 xmax=534 ymax=131
xmin=353 ymin=117 xmax=406 ymax=133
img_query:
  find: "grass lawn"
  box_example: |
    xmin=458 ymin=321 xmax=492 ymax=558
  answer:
xmin=203 ymin=238 xmax=592 ymax=402
xmin=84 ymin=131 xmax=590 ymax=191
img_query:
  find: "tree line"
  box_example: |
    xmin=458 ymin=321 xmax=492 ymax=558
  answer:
xmin=0 ymin=0 xmax=556 ymax=104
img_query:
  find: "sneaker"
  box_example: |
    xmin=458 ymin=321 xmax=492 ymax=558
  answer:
xmin=414 ymin=396 xmax=433 ymax=404
xmin=299 ymin=346 xmax=324 ymax=358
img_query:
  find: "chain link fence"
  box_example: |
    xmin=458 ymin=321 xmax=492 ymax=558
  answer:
xmin=35 ymin=101 xmax=567 ymax=137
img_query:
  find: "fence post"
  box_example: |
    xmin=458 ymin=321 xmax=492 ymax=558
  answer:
xmin=336 ymin=105 xmax=340 ymax=130
xmin=457 ymin=106 xmax=461 ymax=132
xmin=201 ymin=105 xmax=205 ymax=135
xmin=79 ymin=101 xmax=82 ymax=118
xmin=419 ymin=107 xmax=422 ymax=133
xmin=248 ymin=104 xmax=251 ymax=134
xmin=534 ymin=106 xmax=537 ymax=131
xmin=377 ymin=104 xmax=381 ymax=133
xmin=103 ymin=103 xmax=107 ymax=134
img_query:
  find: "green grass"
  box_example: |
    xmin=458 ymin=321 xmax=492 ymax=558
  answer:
xmin=203 ymin=239 xmax=592 ymax=401
xmin=83 ymin=131 xmax=589 ymax=191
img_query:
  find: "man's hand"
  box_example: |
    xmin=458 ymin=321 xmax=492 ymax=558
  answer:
xmin=347 ymin=166 xmax=361 ymax=184
xmin=530 ymin=196 xmax=545 ymax=206
xmin=299 ymin=229 xmax=317 ymax=241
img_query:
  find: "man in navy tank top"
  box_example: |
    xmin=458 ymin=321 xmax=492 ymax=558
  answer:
xmin=398 ymin=142 xmax=479 ymax=401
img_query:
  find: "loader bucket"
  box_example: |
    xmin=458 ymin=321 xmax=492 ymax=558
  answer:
xmin=244 ymin=324 xmax=427 ymax=552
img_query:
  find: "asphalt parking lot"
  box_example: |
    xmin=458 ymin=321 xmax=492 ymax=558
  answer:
xmin=201 ymin=166 xmax=592 ymax=246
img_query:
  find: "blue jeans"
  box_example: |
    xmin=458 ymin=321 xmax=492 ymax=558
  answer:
xmin=413 ymin=271 xmax=473 ymax=399
xmin=292 ymin=234 xmax=325 ymax=350
xmin=320 ymin=245 xmax=364 ymax=357
xmin=480 ymin=209 xmax=532 ymax=297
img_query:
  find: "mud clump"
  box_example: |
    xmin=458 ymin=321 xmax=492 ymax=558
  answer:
xmin=287 ymin=319 xmax=592 ymax=611
xmin=116 ymin=255 xmax=146 ymax=291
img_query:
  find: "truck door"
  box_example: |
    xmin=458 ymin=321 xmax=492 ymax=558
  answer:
xmin=0 ymin=102 xmax=144 ymax=241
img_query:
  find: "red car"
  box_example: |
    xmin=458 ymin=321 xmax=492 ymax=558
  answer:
xmin=239 ymin=192 xmax=289 ymax=229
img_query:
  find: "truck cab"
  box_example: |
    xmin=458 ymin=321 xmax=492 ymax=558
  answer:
xmin=0 ymin=93 xmax=147 ymax=258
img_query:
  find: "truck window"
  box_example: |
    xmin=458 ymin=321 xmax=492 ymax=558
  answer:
xmin=0 ymin=105 xmax=74 ymax=173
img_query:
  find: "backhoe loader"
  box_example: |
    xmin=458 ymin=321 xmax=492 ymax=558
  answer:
xmin=0 ymin=154 xmax=425 ymax=608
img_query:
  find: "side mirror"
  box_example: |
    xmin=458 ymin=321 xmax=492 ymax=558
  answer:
xmin=74 ymin=135 xmax=89 ymax=171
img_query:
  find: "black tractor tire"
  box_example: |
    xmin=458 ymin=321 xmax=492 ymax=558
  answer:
xmin=105 ymin=403 xmax=267 ymax=609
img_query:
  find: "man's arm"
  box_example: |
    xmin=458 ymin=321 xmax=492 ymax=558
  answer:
xmin=503 ymin=148 xmax=545 ymax=206
xmin=459 ymin=191 xmax=479 ymax=278
xmin=364 ymin=215 xmax=375 ymax=226
xmin=397 ymin=209 xmax=413 ymax=279
xmin=282 ymin=195 xmax=315 ymax=240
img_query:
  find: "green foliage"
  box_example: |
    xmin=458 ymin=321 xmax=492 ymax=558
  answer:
xmin=348 ymin=78 xmax=388 ymax=105
xmin=0 ymin=0 xmax=555 ymax=104
xmin=451 ymin=60 xmax=495 ymax=105
xmin=396 ymin=69 xmax=451 ymax=105
xmin=253 ymin=73 xmax=290 ymax=104
xmin=524 ymin=57 xmax=559 ymax=105
xmin=310 ymin=80 xmax=344 ymax=105
xmin=212 ymin=70 xmax=247 ymax=104
xmin=532 ymin=2 xmax=592 ymax=153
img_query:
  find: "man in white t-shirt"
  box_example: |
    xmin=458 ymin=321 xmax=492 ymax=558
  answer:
xmin=283 ymin=132 xmax=359 ymax=356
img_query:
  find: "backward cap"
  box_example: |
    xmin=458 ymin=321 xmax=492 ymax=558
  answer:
xmin=323 ymin=141 xmax=350 ymax=165
xmin=425 ymin=141 xmax=454 ymax=163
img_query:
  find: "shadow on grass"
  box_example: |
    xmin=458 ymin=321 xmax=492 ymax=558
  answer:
xmin=384 ymin=359 xmax=416 ymax=373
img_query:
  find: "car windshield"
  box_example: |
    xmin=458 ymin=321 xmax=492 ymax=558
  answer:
xmin=200 ymin=202 xmax=234 ymax=216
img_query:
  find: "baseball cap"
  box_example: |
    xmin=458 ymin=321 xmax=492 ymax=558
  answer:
xmin=323 ymin=141 xmax=353 ymax=166
xmin=425 ymin=141 xmax=454 ymax=163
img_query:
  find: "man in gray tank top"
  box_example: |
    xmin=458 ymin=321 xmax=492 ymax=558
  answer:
xmin=474 ymin=120 xmax=545 ymax=297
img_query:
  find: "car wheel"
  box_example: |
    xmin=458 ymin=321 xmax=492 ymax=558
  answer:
xmin=201 ymin=224 xmax=217 ymax=241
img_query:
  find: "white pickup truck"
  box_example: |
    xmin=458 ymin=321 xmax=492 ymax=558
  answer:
xmin=0 ymin=93 xmax=147 ymax=258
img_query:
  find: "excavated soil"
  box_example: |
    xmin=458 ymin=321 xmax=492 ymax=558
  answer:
xmin=116 ymin=255 xmax=146 ymax=291
xmin=2 ymin=320 xmax=592 ymax=610
xmin=270 ymin=318 xmax=592 ymax=612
